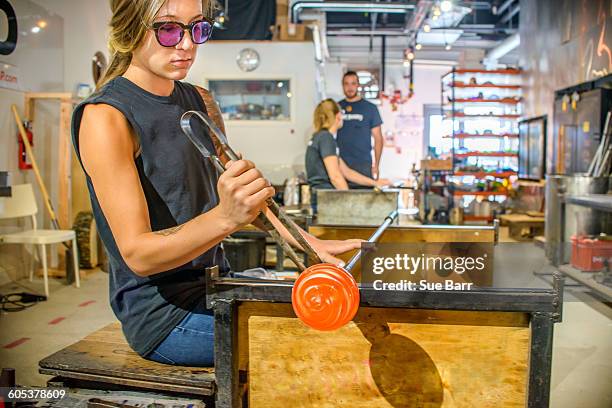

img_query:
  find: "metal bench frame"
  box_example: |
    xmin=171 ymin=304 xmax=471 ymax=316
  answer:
xmin=206 ymin=266 xmax=564 ymax=408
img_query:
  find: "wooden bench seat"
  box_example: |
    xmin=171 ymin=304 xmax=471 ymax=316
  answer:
xmin=498 ymin=213 xmax=545 ymax=241
xmin=39 ymin=322 xmax=215 ymax=396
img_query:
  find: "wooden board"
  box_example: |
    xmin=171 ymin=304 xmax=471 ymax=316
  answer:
xmin=239 ymin=303 xmax=529 ymax=408
xmin=308 ymin=225 xmax=496 ymax=277
xmin=39 ymin=322 xmax=215 ymax=396
xmin=498 ymin=214 xmax=545 ymax=227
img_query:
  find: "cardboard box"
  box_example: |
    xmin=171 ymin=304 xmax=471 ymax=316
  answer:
xmin=420 ymin=159 xmax=453 ymax=171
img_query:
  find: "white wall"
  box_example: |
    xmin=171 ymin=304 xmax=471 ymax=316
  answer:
xmin=378 ymin=63 xmax=450 ymax=179
xmin=188 ymin=41 xmax=317 ymax=184
xmin=323 ymin=61 xmax=346 ymax=101
xmin=33 ymin=0 xmax=111 ymax=93
xmin=1 ymin=0 xmax=66 ymax=282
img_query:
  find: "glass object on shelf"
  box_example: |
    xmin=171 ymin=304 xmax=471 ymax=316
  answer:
xmin=209 ymin=79 xmax=291 ymax=121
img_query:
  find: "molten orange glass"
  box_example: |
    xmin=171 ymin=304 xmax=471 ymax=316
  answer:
xmin=291 ymin=263 xmax=360 ymax=331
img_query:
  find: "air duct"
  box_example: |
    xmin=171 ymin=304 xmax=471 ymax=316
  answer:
xmin=290 ymin=1 xmax=415 ymax=24
xmin=483 ymin=32 xmax=519 ymax=67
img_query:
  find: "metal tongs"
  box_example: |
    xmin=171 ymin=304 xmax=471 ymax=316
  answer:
xmin=180 ymin=110 xmax=321 ymax=271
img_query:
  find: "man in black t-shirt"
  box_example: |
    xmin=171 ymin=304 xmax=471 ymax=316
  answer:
xmin=337 ymin=71 xmax=384 ymax=184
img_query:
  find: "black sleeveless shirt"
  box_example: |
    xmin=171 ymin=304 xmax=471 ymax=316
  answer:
xmin=71 ymin=76 xmax=229 ymax=357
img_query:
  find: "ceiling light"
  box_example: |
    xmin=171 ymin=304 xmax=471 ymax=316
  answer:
xmin=404 ymin=48 xmax=415 ymax=61
xmin=37 ymin=20 xmax=47 ymax=28
xmin=440 ymin=0 xmax=453 ymax=13
xmin=432 ymin=14 xmax=439 ymax=20
xmin=415 ymin=43 xmax=422 ymax=50
xmin=423 ymin=24 xmax=431 ymax=33
xmin=445 ymin=43 xmax=452 ymax=50
xmin=433 ymin=7 xmax=441 ymax=17
xmin=31 ymin=26 xmax=41 ymax=33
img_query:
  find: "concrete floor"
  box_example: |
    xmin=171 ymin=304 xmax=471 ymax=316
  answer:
xmin=0 ymin=247 xmax=611 ymax=407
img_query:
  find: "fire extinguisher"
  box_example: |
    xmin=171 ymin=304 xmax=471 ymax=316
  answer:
xmin=18 ymin=122 xmax=33 ymax=170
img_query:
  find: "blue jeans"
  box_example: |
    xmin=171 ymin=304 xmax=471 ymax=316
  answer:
xmin=146 ymin=303 xmax=214 ymax=367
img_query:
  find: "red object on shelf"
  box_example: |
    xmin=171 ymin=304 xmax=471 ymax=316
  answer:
xmin=454 ymin=171 xmax=517 ymax=178
xmin=444 ymin=133 xmax=519 ymax=139
xmin=449 ymin=113 xmax=521 ymax=119
xmin=453 ymin=190 xmax=508 ymax=196
xmin=571 ymin=236 xmax=612 ymax=272
xmin=448 ymin=82 xmax=521 ymax=89
xmin=455 ymin=152 xmax=518 ymax=158
xmin=446 ymin=68 xmax=521 ymax=76
xmin=448 ymin=98 xmax=521 ymax=104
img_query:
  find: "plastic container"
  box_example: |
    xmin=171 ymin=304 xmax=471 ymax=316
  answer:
xmin=570 ymin=235 xmax=612 ymax=272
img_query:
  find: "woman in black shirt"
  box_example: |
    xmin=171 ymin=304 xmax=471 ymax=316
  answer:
xmin=306 ymin=99 xmax=390 ymax=192
xmin=74 ymin=0 xmax=362 ymax=367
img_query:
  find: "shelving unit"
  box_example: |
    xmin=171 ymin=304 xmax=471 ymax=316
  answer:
xmin=446 ymin=133 xmax=519 ymax=139
xmin=452 ymin=190 xmax=509 ymax=197
xmin=454 ymin=152 xmax=518 ymax=158
xmin=441 ymin=67 xmax=522 ymax=222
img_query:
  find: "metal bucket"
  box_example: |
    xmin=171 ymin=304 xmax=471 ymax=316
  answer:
xmin=545 ymin=174 xmax=611 ymax=265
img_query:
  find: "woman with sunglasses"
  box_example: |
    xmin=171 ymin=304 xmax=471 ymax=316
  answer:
xmin=72 ymin=0 xmax=361 ymax=367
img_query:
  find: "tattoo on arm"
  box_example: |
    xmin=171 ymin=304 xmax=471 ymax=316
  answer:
xmin=154 ymin=225 xmax=184 ymax=236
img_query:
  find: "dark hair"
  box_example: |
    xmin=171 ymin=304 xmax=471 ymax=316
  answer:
xmin=343 ymin=70 xmax=359 ymax=81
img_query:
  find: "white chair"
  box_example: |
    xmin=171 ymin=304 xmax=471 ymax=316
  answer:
xmin=0 ymin=183 xmax=80 ymax=297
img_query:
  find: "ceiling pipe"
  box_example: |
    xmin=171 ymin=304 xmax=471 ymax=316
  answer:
xmin=404 ymin=0 xmax=433 ymax=44
xmin=483 ymin=32 xmax=519 ymax=67
xmin=290 ymin=1 xmax=416 ymax=24
xmin=499 ymin=4 xmax=520 ymax=25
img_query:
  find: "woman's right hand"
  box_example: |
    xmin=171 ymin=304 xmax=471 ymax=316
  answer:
xmin=375 ymin=178 xmax=392 ymax=188
xmin=215 ymin=160 xmax=275 ymax=229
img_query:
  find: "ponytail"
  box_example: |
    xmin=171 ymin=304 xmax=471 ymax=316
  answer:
xmin=313 ymin=99 xmax=341 ymax=132
xmin=96 ymin=51 xmax=131 ymax=90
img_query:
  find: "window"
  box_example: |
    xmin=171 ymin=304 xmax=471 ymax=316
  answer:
xmin=424 ymin=105 xmax=452 ymax=157
xmin=208 ymin=79 xmax=291 ymax=121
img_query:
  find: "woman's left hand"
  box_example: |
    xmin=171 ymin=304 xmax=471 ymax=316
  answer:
xmin=309 ymin=238 xmax=364 ymax=267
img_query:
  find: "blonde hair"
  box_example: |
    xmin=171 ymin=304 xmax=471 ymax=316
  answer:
xmin=97 ymin=0 xmax=215 ymax=90
xmin=313 ymin=98 xmax=341 ymax=132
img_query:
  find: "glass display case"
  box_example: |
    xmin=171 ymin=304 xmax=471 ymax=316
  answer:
xmin=208 ymin=79 xmax=291 ymax=121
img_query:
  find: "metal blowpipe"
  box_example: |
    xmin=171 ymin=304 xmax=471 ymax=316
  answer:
xmin=180 ymin=110 xmax=322 ymax=271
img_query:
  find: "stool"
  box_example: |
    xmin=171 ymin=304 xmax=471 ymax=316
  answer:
xmin=39 ymin=322 xmax=215 ymax=397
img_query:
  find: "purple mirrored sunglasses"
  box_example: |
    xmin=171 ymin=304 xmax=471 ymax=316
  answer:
xmin=151 ymin=18 xmax=214 ymax=47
